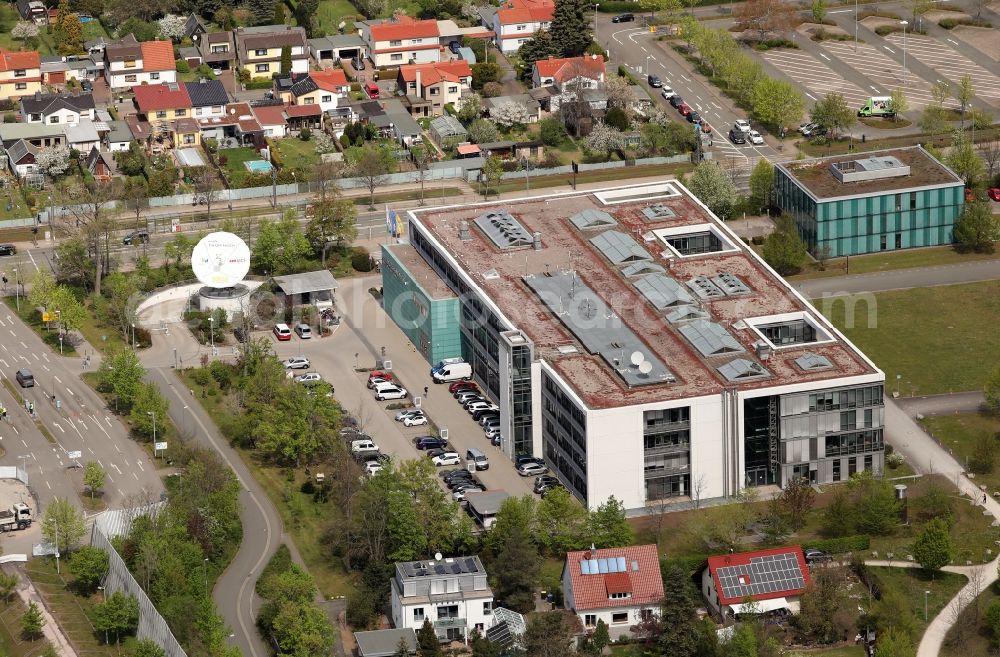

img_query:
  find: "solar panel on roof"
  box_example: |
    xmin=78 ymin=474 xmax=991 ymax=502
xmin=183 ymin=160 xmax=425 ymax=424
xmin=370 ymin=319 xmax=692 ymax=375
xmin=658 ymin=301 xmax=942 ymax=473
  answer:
xmin=716 ymin=552 xmax=805 ymax=601
xmin=451 ymin=563 xmax=462 ymax=574
xmin=617 ymin=557 xmax=627 ymax=572
xmin=581 ymin=560 xmax=591 ymax=575
xmin=598 ymin=558 xmax=609 ymax=573
xmin=434 ymin=564 xmax=446 ymax=574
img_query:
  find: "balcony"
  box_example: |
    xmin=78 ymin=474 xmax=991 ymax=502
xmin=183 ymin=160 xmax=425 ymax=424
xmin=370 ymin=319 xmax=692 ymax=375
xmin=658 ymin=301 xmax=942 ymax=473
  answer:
xmin=434 ymin=617 xmax=466 ymax=629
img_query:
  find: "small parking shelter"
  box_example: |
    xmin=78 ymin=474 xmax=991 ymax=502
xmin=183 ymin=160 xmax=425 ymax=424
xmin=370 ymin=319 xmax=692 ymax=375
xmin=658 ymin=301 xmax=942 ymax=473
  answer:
xmin=355 ymin=628 xmax=416 ymax=657
xmin=272 ymin=270 xmax=339 ymax=311
xmin=465 ymin=490 xmax=510 ymax=530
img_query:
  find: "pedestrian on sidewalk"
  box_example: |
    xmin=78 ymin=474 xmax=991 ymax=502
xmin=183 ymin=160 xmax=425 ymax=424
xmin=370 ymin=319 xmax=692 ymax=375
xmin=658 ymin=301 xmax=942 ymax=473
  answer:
xmin=984 ymin=493 xmax=988 ymax=505
xmin=424 ymin=386 xmax=429 ymax=398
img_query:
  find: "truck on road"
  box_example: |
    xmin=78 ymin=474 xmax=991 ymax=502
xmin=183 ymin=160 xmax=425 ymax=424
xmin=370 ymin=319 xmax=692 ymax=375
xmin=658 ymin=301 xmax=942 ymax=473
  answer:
xmin=857 ymin=96 xmax=895 ymax=118
xmin=0 ymin=503 xmax=32 ymax=531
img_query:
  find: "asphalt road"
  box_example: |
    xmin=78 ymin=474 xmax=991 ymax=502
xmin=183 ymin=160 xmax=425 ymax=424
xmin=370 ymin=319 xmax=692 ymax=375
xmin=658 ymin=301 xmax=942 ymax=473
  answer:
xmin=794 ymin=258 xmax=1000 ymax=297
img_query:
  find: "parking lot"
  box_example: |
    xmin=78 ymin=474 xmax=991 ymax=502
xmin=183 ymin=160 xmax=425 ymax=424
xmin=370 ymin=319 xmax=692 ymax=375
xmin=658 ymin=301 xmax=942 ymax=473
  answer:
xmin=882 ymin=33 xmax=1000 ymax=106
xmin=820 ymin=41 xmax=937 ymax=109
xmin=266 ymin=276 xmax=538 ymax=514
xmin=761 ymin=49 xmax=872 ymax=106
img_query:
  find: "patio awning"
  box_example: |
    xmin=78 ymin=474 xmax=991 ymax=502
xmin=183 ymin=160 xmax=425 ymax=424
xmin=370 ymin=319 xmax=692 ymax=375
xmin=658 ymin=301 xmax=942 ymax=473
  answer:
xmin=729 ymin=598 xmax=790 ymax=615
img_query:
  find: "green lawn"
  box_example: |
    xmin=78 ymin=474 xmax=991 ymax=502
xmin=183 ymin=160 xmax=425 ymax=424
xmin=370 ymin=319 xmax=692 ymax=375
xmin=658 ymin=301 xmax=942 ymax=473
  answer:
xmin=921 ymin=413 xmax=1000 ymax=490
xmin=26 ymin=558 xmax=119 ymax=657
xmin=789 ymin=244 xmax=1000 ymax=281
xmin=0 ymin=189 xmax=32 ymax=222
xmin=271 ymin=137 xmax=322 ymax=172
xmin=0 ymin=594 xmax=54 ymax=657
xmin=314 ymin=0 xmax=363 ymax=33
xmin=493 ymin=162 xmax=696 ymax=194
xmin=77 ymin=298 xmax=128 ymax=356
xmin=868 ymin=567 xmax=968 ymax=636
xmin=0 ymin=298 xmax=79 ymax=356
xmin=786 ymin=648 xmax=867 ymax=657
xmin=818 ymin=281 xmax=1000 ymax=396
xmin=219 ymin=147 xmax=262 ymax=188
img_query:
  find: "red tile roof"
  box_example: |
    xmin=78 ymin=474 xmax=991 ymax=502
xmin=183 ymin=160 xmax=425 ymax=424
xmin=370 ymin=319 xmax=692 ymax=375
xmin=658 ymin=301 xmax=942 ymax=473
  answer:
xmin=370 ymin=18 xmax=439 ymax=42
xmin=140 ymin=40 xmax=176 ymax=73
xmin=311 ymin=69 xmax=348 ymax=92
xmin=534 ymin=54 xmax=605 ymax=83
xmin=456 ymin=143 xmax=480 ymax=155
xmin=565 ymin=545 xmax=663 ymax=611
xmin=497 ymin=4 xmax=553 ymax=25
xmin=132 ymin=83 xmax=192 ymax=112
xmin=284 ymin=103 xmax=321 ymax=117
xmin=0 ymin=49 xmax=41 ymax=72
xmin=251 ymin=104 xmax=287 ymax=126
xmin=399 ymin=61 xmax=472 ymax=86
xmin=706 ymin=546 xmax=811 ymax=606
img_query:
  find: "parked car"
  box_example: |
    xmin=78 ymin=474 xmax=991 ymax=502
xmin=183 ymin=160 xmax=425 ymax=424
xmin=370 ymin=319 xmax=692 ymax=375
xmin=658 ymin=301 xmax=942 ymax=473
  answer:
xmin=457 ymin=393 xmax=486 ymax=406
xmin=351 ymin=56 xmax=365 ymax=70
xmin=677 ymin=103 xmax=692 ymax=117
xmin=661 ymin=87 xmax=676 ymax=100
xmin=416 ymin=436 xmax=449 ymax=450
xmin=294 ymin=372 xmax=322 ymax=385
xmin=453 ymin=485 xmax=486 ymax=501
xmin=273 ymin=323 xmax=292 ymax=341
xmin=647 ymin=74 xmax=662 ymax=88
xmin=466 ymin=401 xmax=498 ymax=414
xmin=442 ymin=469 xmax=475 ymax=484
xmin=804 ymin=549 xmax=832 ymax=564
xmin=516 ymin=455 xmax=545 ymax=468
xmin=989 ymin=188 xmax=1000 ymax=202
xmin=364 ymin=461 xmax=383 ymax=476
xmin=0 ymin=244 xmax=16 ymax=256
xmin=449 ymin=381 xmax=478 ymax=394
xmin=687 ymin=111 xmax=701 ymax=123
xmin=517 ymin=462 xmax=548 ymax=477
xmin=81 ymin=80 xmax=93 ymax=92
xmin=233 ymin=327 xmax=249 ymax=343
xmin=449 ymin=40 xmax=462 ymax=53
xmin=669 ymin=95 xmax=684 ymax=108
xmin=747 ymin=129 xmax=764 ymax=145
xmin=729 ymin=128 xmax=747 ymax=144
xmin=534 ymin=475 xmax=560 ymax=493
xmin=368 ymin=370 xmax=395 ymax=387
xmin=472 ymin=408 xmax=499 ymax=422
xmin=122 ymin=230 xmax=149 ymax=245
xmin=612 ymin=12 xmax=635 ymax=22
xmin=375 ymin=385 xmax=408 ymax=401
xmin=283 ymin=356 xmax=310 ymax=369
xmin=294 ymin=323 xmax=312 ymax=339
xmin=351 ymin=439 xmax=379 ymax=453
xmin=402 ymin=414 xmax=428 ymax=427
xmin=798 ymin=121 xmax=817 ymax=135
xmin=734 ymin=119 xmax=751 ymax=133
xmin=395 ymin=409 xmax=424 ymax=421
xmin=432 ymin=452 xmax=461 ymax=467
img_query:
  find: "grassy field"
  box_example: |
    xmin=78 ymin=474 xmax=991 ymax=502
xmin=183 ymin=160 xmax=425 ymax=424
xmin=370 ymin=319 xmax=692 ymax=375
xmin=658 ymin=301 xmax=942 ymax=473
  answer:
xmin=271 ymin=138 xmax=322 ymax=172
xmin=0 ymin=298 xmax=79 ymax=357
xmin=789 ymin=244 xmax=1000 ymax=281
xmin=921 ymin=413 xmax=1000 ymax=490
xmin=219 ymin=147 xmax=262 ymax=188
xmin=798 ymin=125 xmax=999 ymax=157
xmin=26 ymin=558 xmax=118 ymax=657
xmin=0 ymin=191 xmax=32 ymax=223
xmin=870 ymin=567 xmax=969 ymax=636
xmin=0 ymin=593 xmax=54 ymax=657
xmin=819 ymin=281 xmax=1000 ymax=396
xmin=77 ymin=298 xmax=128 ymax=356
xmin=786 ymin=647 xmax=867 ymax=657
xmin=314 ymin=0 xmax=363 ymax=33
xmin=494 ymin=162 xmax=696 ymax=194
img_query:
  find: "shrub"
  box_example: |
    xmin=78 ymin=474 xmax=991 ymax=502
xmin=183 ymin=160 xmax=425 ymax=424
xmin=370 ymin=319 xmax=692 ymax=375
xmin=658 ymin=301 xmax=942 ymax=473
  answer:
xmin=218 ymin=153 xmax=228 ymax=167
xmin=802 ymin=535 xmax=871 ymax=554
xmin=299 ymin=128 xmax=311 ymax=141
xmin=175 ymin=59 xmax=190 ymax=74
xmin=539 ymin=117 xmax=566 ymax=146
xmin=209 ymin=361 xmax=232 ymax=389
xmin=351 ymin=247 xmax=373 ymax=272
xmin=482 ymin=82 xmax=503 ymax=98
xmin=190 ymin=369 xmax=212 ymax=387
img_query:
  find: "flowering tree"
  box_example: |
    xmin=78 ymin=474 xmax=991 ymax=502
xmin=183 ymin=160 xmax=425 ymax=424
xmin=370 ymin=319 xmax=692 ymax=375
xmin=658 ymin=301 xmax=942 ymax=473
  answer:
xmin=157 ymin=14 xmax=187 ymax=41
xmin=36 ymin=146 xmax=72 ymax=178
xmin=585 ymin=120 xmax=625 ymax=155
xmin=489 ymin=100 xmax=530 ymax=129
xmin=12 ymin=21 xmax=40 ymax=40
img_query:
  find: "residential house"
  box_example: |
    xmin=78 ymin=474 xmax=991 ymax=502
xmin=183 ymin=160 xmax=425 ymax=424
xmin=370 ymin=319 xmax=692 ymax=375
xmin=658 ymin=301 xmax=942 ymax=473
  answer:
xmin=104 ymin=120 xmax=133 ymax=152
xmin=236 ymin=25 xmax=309 ymax=80
xmin=396 ymin=61 xmax=472 ymax=117
xmin=20 ymin=91 xmax=96 ymax=125
xmin=40 ymin=56 xmax=68 ymax=85
xmin=184 ymin=13 xmax=208 ymax=40
xmin=130 ymin=82 xmax=200 ymax=151
xmin=16 ymin=0 xmax=47 ymax=24
xmin=104 ymin=35 xmax=176 ymax=90
xmin=531 ymin=54 xmax=605 ymax=91
xmin=251 ymin=104 xmax=290 ymax=138
xmin=627 ymin=85 xmax=653 ymax=116
xmin=483 ymin=94 xmax=541 ymax=124
xmin=355 ymin=629 xmax=417 ymax=657
xmin=487 ymin=0 xmax=554 ymax=54
xmin=308 ymin=34 xmax=367 ymax=67
xmin=0 ymin=122 xmax=67 ymax=149
xmin=701 ymin=546 xmax=811 ymax=618
xmin=86 ymin=146 xmax=117 ymax=180
xmin=389 ymin=556 xmax=494 ymax=642
xmin=562 ymin=545 xmax=664 ymax=639
xmin=0 ymin=49 xmax=42 ymax=99
xmin=197 ymin=102 xmax=263 ymax=147
xmin=197 ymin=32 xmax=237 ymax=72
xmin=364 ymin=98 xmax=423 ymax=146
xmin=185 ymin=79 xmax=229 ymax=119
xmin=2 ymin=139 xmax=38 ymax=178
xmin=64 ymin=54 xmax=104 ymax=82
xmin=63 ymin=121 xmax=101 ymax=154
xmin=359 ymin=18 xmax=441 ymax=68
xmin=278 ymin=70 xmax=350 ymax=113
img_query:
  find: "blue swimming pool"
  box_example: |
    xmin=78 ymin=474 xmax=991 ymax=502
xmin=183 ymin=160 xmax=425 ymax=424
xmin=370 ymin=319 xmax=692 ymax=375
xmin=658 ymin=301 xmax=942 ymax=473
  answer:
xmin=245 ymin=160 xmax=274 ymax=174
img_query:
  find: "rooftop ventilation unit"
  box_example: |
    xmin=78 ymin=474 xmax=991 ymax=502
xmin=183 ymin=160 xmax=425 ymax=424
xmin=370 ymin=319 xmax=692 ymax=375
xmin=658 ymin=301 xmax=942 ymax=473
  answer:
xmin=755 ymin=341 xmax=772 ymax=361
xmin=830 ymin=155 xmax=910 ymax=183
xmin=714 ymin=272 xmax=751 ymax=296
xmin=717 ymin=358 xmax=770 ymax=381
xmin=687 ymin=276 xmax=725 ymax=299
xmin=641 ymin=203 xmax=676 ymax=221
xmin=474 ymin=209 xmax=534 ymax=250
xmin=459 ymin=220 xmax=471 ymax=240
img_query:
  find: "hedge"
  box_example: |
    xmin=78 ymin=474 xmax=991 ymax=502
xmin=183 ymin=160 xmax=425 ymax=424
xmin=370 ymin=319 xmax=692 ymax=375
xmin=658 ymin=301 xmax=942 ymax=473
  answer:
xmin=802 ymin=535 xmax=871 ymax=555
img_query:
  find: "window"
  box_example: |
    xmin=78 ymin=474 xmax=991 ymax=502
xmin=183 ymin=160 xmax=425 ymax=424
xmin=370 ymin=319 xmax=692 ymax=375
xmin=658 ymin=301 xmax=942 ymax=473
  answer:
xmin=155 ymin=111 xmax=167 ymax=119
xmin=483 ymin=601 xmax=493 ymax=615
xmin=448 ymin=86 xmax=457 ymax=93
xmin=254 ymin=48 xmax=267 ymax=56
xmin=183 ymin=134 xmax=195 ymax=144
xmin=124 ymin=60 xmax=136 ymax=68
xmin=196 ymin=107 xmax=204 ymax=116
xmin=30 ymin=113 xmax=41 ymax=121
xmin=14 ymin=69 xmax=26 ymax=77
xmin=175 ymin=109 xmax=187 ymax=117
xmin=910 ymin=193 xmax=917 ymax=210
xmin=391 ymin=53 xmax=403 ymax=61
xmin=412 ymin=38 xmax=423 ymax=43
xmin=430 ymin=88 xmax=439 ymax=95
xmin=437 ymin=605 xmax=459 ymax=619
xmin=15 ymin=83 xmax=27 ymax=90
xmin=321 ymin=95 xmax=332 ymax=102
xmin=609 ymin=592 xmax=631 ymax=600
xmin=612 ymin=612 xmax=628 ymax=624
xmin=584 ymin=614 xmax=597 ymax=627
xmin=212 ymin=45 xmax=228 ymax=53
xmin=256 ymin=64 xmax=270 ymax=73
xmin=832 ymin=459 xmax=841 ymax=482
xmin=125 ymin=74 xmax=137 ymax=83
xmin=864 ymin=454 xmax=873 ymax=471
xmin=516 ymin=24 xmax=526 ymax=30
xmin=49 ymin=115 xmax=59 ymax=124
xmin=150 ymin=72 xmax=160 ymax=80
xmin=390 ymin=39 xmax=402 ymax=46
xmin=413 ymin=608 xmax=425 ymax=623
xmin=894 ymin=193 xmax=902 ymax=211
xmin=880 ymin=235 xmax=887 ymax=251
xmin=895 ymin=233 xmax=902 ymax=249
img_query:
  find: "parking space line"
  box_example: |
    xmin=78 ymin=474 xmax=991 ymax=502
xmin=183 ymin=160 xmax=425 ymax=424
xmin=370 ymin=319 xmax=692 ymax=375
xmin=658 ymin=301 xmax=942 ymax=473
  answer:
xmin=883 ymin=33 xmax=1000 ymax=100
xmin=821 ymin=42 xmax=936 ymax=108
xmin=761 ymin=49 xmax=869 ymax=106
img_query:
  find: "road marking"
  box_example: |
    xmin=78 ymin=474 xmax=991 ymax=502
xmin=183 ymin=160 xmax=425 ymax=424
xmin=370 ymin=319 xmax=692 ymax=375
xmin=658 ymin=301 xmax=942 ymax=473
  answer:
xmin=54 ymin=422 xmax=64 ymax=433
xmin=138 ymin=460 xmax=144 ymax=472
xmin=111 ymin=462 xmax=122 ymax=474
xmin=21 ymin=440 xmax=26 ymax=448
xmin=712 ymin=102 xmax=722 ymax=109
xmin=1 ymin=343 xmax=6 ymax=351
xmin=46 ymin=480 xmax=50 ymax=490
xmin=42 ymin=353 xmax=48 ymax=362
xmin=31 ymin=353 xmax=38 ymax=361
xmin=115 ymin=444 xmax=121 ymax=453
xmin=11 ymin=427 xmax=17 ymax=435
xmin=681 ymin=75 xmax=691 ymax=82
xmin=0 ymin=360 xmax=6 ymax=368
xmin=870 ymin=86 xmax=881 ymax=93
xmin=67 ymin=388 xmax=74 ymax=396
xmin=132 ymin=472 xmax=138 ymax=480
xmin=806 ymin=92 xmax=817 ymax=100
xmin=54 ymin=376 xmax=62 ymax=384
xmin=105 ymin=417 xmax=112 ymax=426
xmin=27 ymin=251 xmax=37 ymax=272
xmin=819 ymin=53 xmax=831 ymax=61
xmin=947 ymin=37 xmax=959 ymax=45
xmin=98 ymin=459 xmax=104 ymax=468
xmin=77 ymin=419 xmax=87 ymax=430
xmin=41 ymin=364 xmax=49 ymax=372
xmin=883 ymin=46 xmax=895 ymax=54
xmin=117 ymin=488 xmax=123 ymax=495
xmin=88 ymin=447 xmax=94 ymax=454
xmin=829 ymin=8 xmax=852 ymax=12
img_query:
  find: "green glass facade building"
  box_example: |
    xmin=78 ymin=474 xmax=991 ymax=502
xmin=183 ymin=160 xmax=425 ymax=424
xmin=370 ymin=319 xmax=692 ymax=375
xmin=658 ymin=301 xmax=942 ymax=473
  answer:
xmin=774 ymin=146 xmax=965 ymax=257
xmin=381 ymin=243 xmax=462 ymax=365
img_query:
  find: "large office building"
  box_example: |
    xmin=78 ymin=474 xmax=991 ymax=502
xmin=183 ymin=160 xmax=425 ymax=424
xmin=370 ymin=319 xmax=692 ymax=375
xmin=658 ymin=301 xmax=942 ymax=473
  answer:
xmin=774 ymin=146 xmax=965 ymax=257
xmin=383 ymin=182 xmax=885 ymax=511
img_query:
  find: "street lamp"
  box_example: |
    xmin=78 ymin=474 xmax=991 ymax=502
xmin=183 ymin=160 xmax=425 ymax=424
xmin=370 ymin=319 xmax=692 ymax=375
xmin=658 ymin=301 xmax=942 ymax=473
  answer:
xmin=521 ymin=157 xmax=531 ymax=196
xmin=12 ymin=267 xmax=18 ymax=312
xmin=183 ymin=404 xmax=190 ymax=434
xmin=899 ymin=21 xmax=908 ymax=86
xmin=924 ymin=589 xmax=930 ymax=621
xmin=202 ymin=557 xmax=210 ymax=598
xmin=593 ymin=3 xmax=599 ymax=37
xmin=208 ymin=316 xmax=215 ymax=353
xmin=147 ymin=410 xmax=156 ymax=446
xmin=97 ymin=586 xmax=108 ymax=644
xmin=131 ymin=323 xmax=136 ymax=349
xmin=854 ymin=0 xmax=859 ymax=52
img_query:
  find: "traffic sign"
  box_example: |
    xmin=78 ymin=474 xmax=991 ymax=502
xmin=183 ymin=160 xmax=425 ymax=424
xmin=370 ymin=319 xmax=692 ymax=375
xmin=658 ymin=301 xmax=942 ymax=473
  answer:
xmin=154 ymin=442 xmax=168 ymax=451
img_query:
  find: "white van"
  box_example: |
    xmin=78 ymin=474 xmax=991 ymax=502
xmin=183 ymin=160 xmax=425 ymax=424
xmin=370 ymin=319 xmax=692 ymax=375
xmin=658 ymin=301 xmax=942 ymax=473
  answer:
xmin=466 ymin=448 xmax=489 ymax=471
xmin=432 ymin=361 xmax=472 ymax=383
xmin=431 ymin=357 xmax=465 ymax=374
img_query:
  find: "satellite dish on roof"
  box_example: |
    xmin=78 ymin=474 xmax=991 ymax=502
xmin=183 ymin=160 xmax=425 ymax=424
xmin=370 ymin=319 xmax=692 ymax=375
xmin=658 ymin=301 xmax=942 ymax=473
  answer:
xmin=639 ymin=361 xmax=653 ymax=375
xmin=434 ymin=552 xmax=443 ymax=561
xmin=630 ymin=351 xmax=644 ymax=366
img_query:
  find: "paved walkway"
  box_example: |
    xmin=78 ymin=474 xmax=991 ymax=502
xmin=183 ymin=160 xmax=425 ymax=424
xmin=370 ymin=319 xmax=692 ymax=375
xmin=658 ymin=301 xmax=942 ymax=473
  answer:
xmin=794 ymin=259 xmax=1000 ymax=298
xmin=11 ymin=566 xmax=79 ymax=657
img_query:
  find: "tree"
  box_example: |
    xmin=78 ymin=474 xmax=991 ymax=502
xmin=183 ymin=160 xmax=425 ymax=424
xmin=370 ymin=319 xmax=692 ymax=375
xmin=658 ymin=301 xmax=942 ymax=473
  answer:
xmin=874 ymin=627 xmax=913 ymax=657
xmin=12 ymin=21 xmax=40 ymax=40
xmin=280 ymin=45 xmax=292 ymax=74
xmin=589 ymin=496 xmax=633 ymax=548
xmin=489 ymin=100 xmax=530 ymax=129
xmin=749 ymin=159 xmax=775 ymax=211
xmin=69 ymin=545 xmax=109 ymax=594
xmin=84 ymin=462 xmax=107 ymax=499
xmin=889 ymin=87 xmax=909 ymax=122
xmin=457 ymin=93 xmax=483 ymax=123
xmin=986 ymin=366 xmax=1000 ymax=414
xmin=58 ymin=179 xmax=121 ymax=295
xmin=252 ymin=382 xmax=341 ymax=465
xmin=411 ymin=145 xmax=435 ymax=206
xmin=777 ymin=476 xmax=815 ymax=530
xmin=762 ymin=216 xmax=807 ymax=275
xmin=954 ymin=202 xmax=1000 ymax=253
xmin=604 ymin=107 xmax=629 ymax=131
xmin=688 ymin=160 xmax=738 ymax=219
xmin=270 ymin=601 xmax=335 ymax=657
xmin=101 ymin=348 xmax=145 ymax=411
xmin=193 ymin=167 xmax=222 ymax=227
xmin=913 ymin=517 xmax=952 ymax=572
xmin=589 ymin=620 xmax=611 ymax=654
xmin=523 ymin=611 xmax=580 ymax=657
xmin=481 ymin=155 xmax=504 ymax=199
xmin=157 ymin=14 xmax=187 ymax=40
xmin=850 ymin=471 xmax=901 ymax=536
xmin=795 ymin=566 xmax=852 ymax=643
xmin=733 ymin=0 xmax=797 ymax=41
xmin=956 ymin=74 xmax=975 ymax=128
xmin=585 ymin=120 xmax=625 ymax=156
xmin=471 ymin=62 xmax=501 ymax=90
xmin=494 ymin=524 xmax=539 ymax=612
xmin=468 ymin=118 xmax=500 ymax=144
xmin=947 ymin=131 xmax=985 ymax=186
xmin=55 ymin=0 xmax=84 ymax=55
xmin=41 ymin=497 xmax=86 ymax=555
xmin=93 ymin=591 xmax=140 ymax=644
xmin=751 ymin=78 xmax=804 ymax=132
xmin=0 ymin=572 xmax=17 ymax=606
xmin=655 ymin=565 xmax=701 ymax=657
xmin=416 ymin=619 xmax=442 ymax=657
xmin=36 ymin=145 xmax=72 ymax=178
xmin=348 ymin=143 xmax=396 ymax=210
xmin=919 ymin=105 xmax=949 ymax=134
xmin=20 ymin=602 xmax=44 ymax=641
xmin=251 ymin=211 xmax=313 ymax=275
xmin=549 ymin=0 xmax=593 ymax=57
xmin=518 ymin=30 xmax=559 ymax=64
xmin=535 ymin=487 xmax=588 ymax=554
xmin=132 ymin=640 xmax=167 ymax=657
xmin=810 ymin=93 xmax=854 ymax=140
xmin=810 ymin=0 xmax=826 ymax=23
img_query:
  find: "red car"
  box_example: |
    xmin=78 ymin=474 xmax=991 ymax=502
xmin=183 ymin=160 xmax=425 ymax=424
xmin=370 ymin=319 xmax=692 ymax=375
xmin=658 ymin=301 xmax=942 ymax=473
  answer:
xmin=677 ymin=103 xmax=692 ymax=117
xmin=988 ymin=188 xmax=1000 ymax=202
xmin=449 ymin=381 xmax=478 ymax=394
xmin=367 ymin=370 xmax=394 ymax=387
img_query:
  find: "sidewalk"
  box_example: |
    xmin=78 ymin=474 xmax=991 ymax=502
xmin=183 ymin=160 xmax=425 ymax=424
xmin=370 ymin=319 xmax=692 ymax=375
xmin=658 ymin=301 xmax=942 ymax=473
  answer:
xmin=13 ymin=568 xmax=79 ymax=657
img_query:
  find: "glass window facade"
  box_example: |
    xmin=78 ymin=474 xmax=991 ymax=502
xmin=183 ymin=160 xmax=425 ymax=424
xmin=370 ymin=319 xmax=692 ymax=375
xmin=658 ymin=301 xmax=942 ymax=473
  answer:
xmin=541 ymin=372 xmax=588 ymax=502
xmin=644 ymin=407 xmax=691 ymax=501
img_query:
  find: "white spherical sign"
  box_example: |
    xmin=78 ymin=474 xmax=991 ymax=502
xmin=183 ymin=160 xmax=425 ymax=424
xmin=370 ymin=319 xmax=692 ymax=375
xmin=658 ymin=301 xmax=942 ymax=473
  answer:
xmin=191 ymin=232 xmax=251 ymax=288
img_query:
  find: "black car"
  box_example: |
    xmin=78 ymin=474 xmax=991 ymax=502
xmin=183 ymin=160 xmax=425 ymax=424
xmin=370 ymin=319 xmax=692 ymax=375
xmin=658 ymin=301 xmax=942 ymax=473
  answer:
xmin=351 ymin=56 xmax=366 ymax=71
xmin=805 ymin=549 xmax=833 ymax=564
xmin=442 ymin=469 xmax=475 ymax=484
xmin=416 ymin=437 xmax=449 ymax=450
xmin=669 ymin=95 xmax=684 ymax=108
xmin=233 ymin=327 xmax=249 ymax=343
xmin=449 ymin=40 xmax=462 ymax=54
xmin=687 ymin=111 xmax=701 ymax=124
xmin=0 ymin=244 xmax=16 ymax=256
xmin=612 ymin=12 xmax=634 ymax=22
xmin=449 ymin=477 xmax=481 ymax=491
xmin=123 ymin=229 xmax=149 ymax=245
xmin=81 ymin=80 xmax=93 ymax=92
xmin=534 ymin=475 xmax=560 ymax=493
xmin=729 ymin=128 xmax=746 ymax=144
xmin=472 ymin=408 xmax=499 ymax=422
xmin=647 ymin=74 xmax=662 ymax=88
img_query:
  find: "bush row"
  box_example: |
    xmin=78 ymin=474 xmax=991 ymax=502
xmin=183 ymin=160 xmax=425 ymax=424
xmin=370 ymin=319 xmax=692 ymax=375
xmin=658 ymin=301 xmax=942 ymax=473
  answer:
xmin=802 ymin=535 xmax=871 ymax=554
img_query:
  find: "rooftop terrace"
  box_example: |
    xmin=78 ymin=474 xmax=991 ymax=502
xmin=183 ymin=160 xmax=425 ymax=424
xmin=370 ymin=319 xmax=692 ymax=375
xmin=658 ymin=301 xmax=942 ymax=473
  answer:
xmin=408 ymin=182 xmax=878 ymax=409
